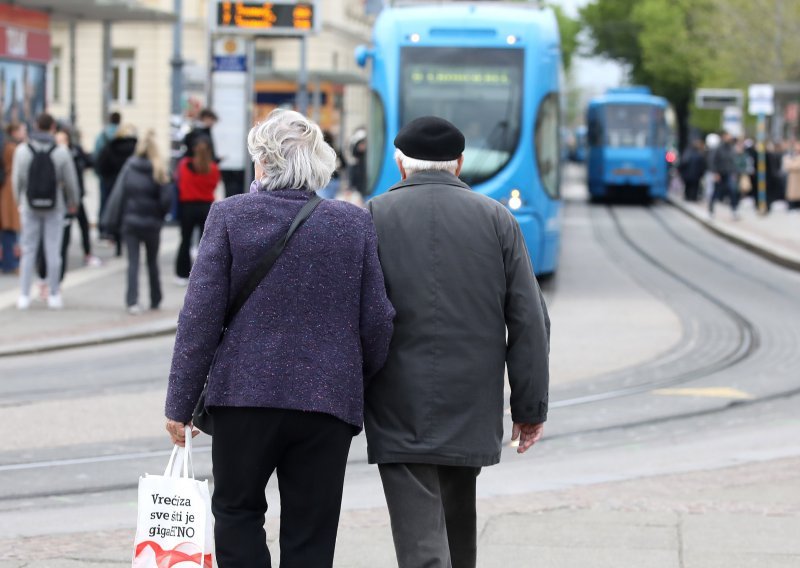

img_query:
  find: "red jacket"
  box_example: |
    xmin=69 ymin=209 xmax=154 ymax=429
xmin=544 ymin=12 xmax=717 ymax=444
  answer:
xmin=177 ymin=157 xmax=220 ymax=203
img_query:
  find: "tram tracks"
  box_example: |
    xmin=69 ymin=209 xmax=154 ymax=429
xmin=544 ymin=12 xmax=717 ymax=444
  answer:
xmin=3 ymin=201 xmax=800 ymax=502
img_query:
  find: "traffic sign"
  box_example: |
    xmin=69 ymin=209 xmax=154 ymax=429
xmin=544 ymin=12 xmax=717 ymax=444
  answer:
xmin=748 ymin=84 xmax=774 ymax=116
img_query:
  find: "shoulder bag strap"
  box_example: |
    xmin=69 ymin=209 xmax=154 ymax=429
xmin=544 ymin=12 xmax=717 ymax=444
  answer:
xmin=224 ymin=194 xmax=322 ymax=328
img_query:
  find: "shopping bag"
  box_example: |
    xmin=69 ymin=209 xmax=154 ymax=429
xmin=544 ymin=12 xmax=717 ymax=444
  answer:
xmin=132 ymin=427 xmax=214 ymax=568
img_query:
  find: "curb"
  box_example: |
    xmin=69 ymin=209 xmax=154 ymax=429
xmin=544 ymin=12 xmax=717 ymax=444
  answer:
xmin=0 ymin=318 xmax=178 ymax=358
xmin=666 ymin=196 xmax=800 ymax=272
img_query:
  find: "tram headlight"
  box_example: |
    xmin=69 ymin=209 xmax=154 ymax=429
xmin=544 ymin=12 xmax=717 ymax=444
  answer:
xmin=508 ymin=189 xmax=523 ymax=210
xmin=409 ymin=33 xmax=421 ymax=43
xmin=506 ymin=35 xmax=518 ymax=45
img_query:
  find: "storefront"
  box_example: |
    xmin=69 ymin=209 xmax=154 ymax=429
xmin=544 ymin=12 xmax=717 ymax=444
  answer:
xmin=0 ymin=4 xmax=50 ymax=128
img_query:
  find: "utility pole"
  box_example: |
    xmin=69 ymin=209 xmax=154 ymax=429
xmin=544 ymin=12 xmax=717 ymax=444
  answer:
xmin=170 ymin=0 xmax=184 ymax=117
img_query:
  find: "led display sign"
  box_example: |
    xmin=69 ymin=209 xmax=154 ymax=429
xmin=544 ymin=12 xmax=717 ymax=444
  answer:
xmin=214 ymin=2 xmax=316 ymax=34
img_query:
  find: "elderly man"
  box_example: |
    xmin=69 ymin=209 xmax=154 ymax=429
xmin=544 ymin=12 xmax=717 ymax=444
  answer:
xmin=365 ymin=116 xmax=550 ymax=568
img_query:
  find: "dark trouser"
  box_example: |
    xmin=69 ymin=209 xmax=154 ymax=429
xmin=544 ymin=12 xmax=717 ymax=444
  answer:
xmin=1 ymin=230 xmax=18 ymax=273
xmin=683 ymin=179 xmax=700 ymax=201
xmin=176 ymin=201 xmax=212 ymax=278
xmin=222 ymin=169 xmax=245 ymax=198
xmin=378 ymin=463 xmax=481 ymax=568
xmin=98 ymin=179 xmax=112 ymax=236
xmin=124 ymin=227 xmax=162 ymax=308
xmin=75 ymin=202 xmax=91 ymax=256
xmin=709 ymin=174 xmax=739 ymax=214
xmin=211 ymin=407 xmax=353 ymax=568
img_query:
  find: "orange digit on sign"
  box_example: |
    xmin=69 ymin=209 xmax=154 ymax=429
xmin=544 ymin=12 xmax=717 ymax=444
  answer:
xmin=293 ymin=5 xmax=313 ymax=29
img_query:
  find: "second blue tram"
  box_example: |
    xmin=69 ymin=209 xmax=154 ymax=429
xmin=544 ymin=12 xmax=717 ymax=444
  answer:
xmin=356 ymin=3 xmax=563 ymax=275
xmin=586 ymin=87 xmax=670 ymax=200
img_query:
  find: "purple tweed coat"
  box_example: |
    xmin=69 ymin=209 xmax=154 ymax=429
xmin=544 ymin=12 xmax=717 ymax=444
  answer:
xmin=165 ymin=189 xmax=395 ymax=430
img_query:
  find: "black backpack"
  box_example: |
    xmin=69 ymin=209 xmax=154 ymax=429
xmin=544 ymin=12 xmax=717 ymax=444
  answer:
xmin=26 ymin=143 xmax=58 ymax=210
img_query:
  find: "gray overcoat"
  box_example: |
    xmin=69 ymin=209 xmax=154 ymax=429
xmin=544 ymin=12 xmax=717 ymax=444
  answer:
xmin=365 ymin=170 xmax=550 ymax=467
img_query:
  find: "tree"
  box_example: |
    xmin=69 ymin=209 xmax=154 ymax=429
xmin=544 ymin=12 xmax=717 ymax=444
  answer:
xmin=581 ymin=0 xmax=715 ymax=150
xmin=548 ymin=3 xmax=581 ymax=73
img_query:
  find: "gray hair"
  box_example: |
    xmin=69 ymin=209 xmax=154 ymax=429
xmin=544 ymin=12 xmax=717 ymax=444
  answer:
xmin=394 ymin=148 xmax=460 ymax=176
xmin=248 ymin=109 xmax=336 ymax=192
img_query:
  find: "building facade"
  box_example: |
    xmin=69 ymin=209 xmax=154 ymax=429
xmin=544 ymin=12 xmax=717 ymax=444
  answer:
xmin=47 ymin=0 xmax=372 ymax=161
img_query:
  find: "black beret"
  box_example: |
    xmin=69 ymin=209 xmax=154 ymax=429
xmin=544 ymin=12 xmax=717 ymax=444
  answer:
xmin=394 ymin=116 xmax=465 ymax=162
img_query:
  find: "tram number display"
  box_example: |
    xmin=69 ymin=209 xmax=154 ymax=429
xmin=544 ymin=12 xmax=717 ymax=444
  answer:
xmin=408 ymin=65 xmax=512 ymax=86
xmin=216 ymin=2 xmax=315 ymax=33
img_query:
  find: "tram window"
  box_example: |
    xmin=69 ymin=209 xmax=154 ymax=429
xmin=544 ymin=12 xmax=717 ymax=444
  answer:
xmin=604 ymin=105 xmax=652 ymax=148
xmin=366 ymin=90 xmax=385 ymax=195
xmin=535 ymin=93 xmax=560 ymax=199
xmin=400 ymin=47 xmax=523 ymax=186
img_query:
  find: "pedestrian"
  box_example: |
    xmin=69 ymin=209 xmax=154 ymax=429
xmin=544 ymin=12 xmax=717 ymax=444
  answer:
xmin=708 ymin=131 xmax=739 ymax=219
xmin=317 ymin=130 xmax=348 ymax=200
xmin=349 ymin=127 xmax=367 ymax=194
xmin=678 ymin=139 xmax=706 ymax=202
xmin=364 ymin=116 xmax=550 ymax=568
xmin=93 ymin=111 xmax=121 ymax=226
xmin=734 ymin=139 xmax=753 ymax=200
xmin=174 ymin=139 xmax=220 ymax=285
xmin=164 ymin=109 xmax=395 ymax=567
xmin=1 ymin=122 xmax=25 ymax=274
xmin=97 ymin=123 xmax=137 ymax=255
xmin=101 ymin=130 xmax=172 ymax=314
xmin=13 ymin=113 xmax=79 ymax=310
xmin=183 ymin=108 xmax=218 ymax=161
xmin=783 ymin=140 xmax=800 ymax=211
xmin=766 ymin=141 xmax=786 ymax=211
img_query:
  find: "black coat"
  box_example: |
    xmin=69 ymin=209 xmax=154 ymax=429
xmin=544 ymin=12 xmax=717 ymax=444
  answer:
xmin=96 ymin=136 xmax=138 ymax=186
xmin=102 ymin=157 xmax=171 ymax=233
xmin=365 ymin=170 xmax=550 ymax=467
xmin=678 ymin=148 xmax=706 ymax=184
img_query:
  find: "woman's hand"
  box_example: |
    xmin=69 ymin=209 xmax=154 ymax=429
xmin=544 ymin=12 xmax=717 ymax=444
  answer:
xmin=166 ymin=419 xmax=200 ymax=447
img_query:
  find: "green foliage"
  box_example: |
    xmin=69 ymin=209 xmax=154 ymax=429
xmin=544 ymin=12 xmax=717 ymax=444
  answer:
xmin=547 ymin=3 xmax=581 ymax=72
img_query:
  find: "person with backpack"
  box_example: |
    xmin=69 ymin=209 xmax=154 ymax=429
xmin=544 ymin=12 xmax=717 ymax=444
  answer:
xmin=102 ymin=130 xmax=172 ymax=314
xmin=174 ymin=139 xmax=220 ymax=285
xmin=1 ymin=122 xmax=26 ymax=274
xmin=12 ymin=113 xmax=79 ymax=310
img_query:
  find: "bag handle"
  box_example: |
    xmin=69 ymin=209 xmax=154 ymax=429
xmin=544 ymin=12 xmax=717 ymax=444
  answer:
xmin=163 ymin=426 xmax=196 ymax=479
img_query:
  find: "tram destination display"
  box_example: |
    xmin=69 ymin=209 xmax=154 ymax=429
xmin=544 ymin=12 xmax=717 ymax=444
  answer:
xmin=214 ymin=1 xmax=317 ymax=35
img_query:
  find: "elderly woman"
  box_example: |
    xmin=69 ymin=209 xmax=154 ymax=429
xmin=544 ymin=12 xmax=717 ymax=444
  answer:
xmin=164 ymin=109 xmax=395 ymax=567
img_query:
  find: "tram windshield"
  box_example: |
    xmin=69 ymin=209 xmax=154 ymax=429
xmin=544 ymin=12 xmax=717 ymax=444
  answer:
xmin=400 ymin=47 xmax=523 ymax=186
xmin=604 ymin=105 xmax=654 ymax=148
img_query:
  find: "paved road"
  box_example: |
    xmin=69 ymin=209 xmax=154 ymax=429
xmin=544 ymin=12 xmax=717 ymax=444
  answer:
xmin=1 ymin=169 xmax=799 ymax=566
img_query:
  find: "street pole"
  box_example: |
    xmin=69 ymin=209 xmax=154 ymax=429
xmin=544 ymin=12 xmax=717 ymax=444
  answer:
xmin=297 ymin=35 xmax=309 ymax=115
xmin=68 ymin=20 xmax=77 ymax=126
xmin=170 ymin=0 xmax=184 ymax=117
xmin=757 ymin=112 xmax=767 ymax=214
xmin=101 ymin=20 xmax=112 ymax=125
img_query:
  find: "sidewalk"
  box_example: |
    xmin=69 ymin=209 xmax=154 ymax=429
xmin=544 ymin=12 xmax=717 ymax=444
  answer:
xmin=667 ymin=193 xmax=800 ymax=271
xmin=1 ymin=456 xmax=797 ymax=567
xmin=0 ymin=225 xmax=185 ymax=356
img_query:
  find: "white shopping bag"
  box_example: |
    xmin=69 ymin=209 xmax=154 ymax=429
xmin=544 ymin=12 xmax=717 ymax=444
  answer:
xmin=132 ymin=427 xmax=214 ymax=568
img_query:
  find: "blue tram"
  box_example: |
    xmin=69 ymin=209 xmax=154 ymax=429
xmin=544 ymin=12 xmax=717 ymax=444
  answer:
xmin=356 ymin=3 xmax=563 ymax=275
xmin=586 ymin=87 xmax=670 ymax=201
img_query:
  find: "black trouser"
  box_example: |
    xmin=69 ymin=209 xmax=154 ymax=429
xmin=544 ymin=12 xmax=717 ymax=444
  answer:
xmin=683 ymin=179 xmax=701 ymax=201
xmin=75 ymin=202 xmax=91 ymax=256
xmin=709 ymin=174 xmax=739 ymax=214
xmin=176 ymin=201 xmax=211 ymax=278
xmin=124 ymin=227 xmax=162 ymax=308
xmin=211 ymin=407 xmax=353 ymax=568
xmin=378 ymin=463 xmax=482 ymax=568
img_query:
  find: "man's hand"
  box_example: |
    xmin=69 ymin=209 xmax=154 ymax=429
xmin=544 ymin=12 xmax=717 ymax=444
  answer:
xmin=166 ymin=419 xmax=200 ymax=447
xmin=713 ymin=173 xmax=721 ymax=182
xmin=511 ymin=422 xmax=544 ymax=454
